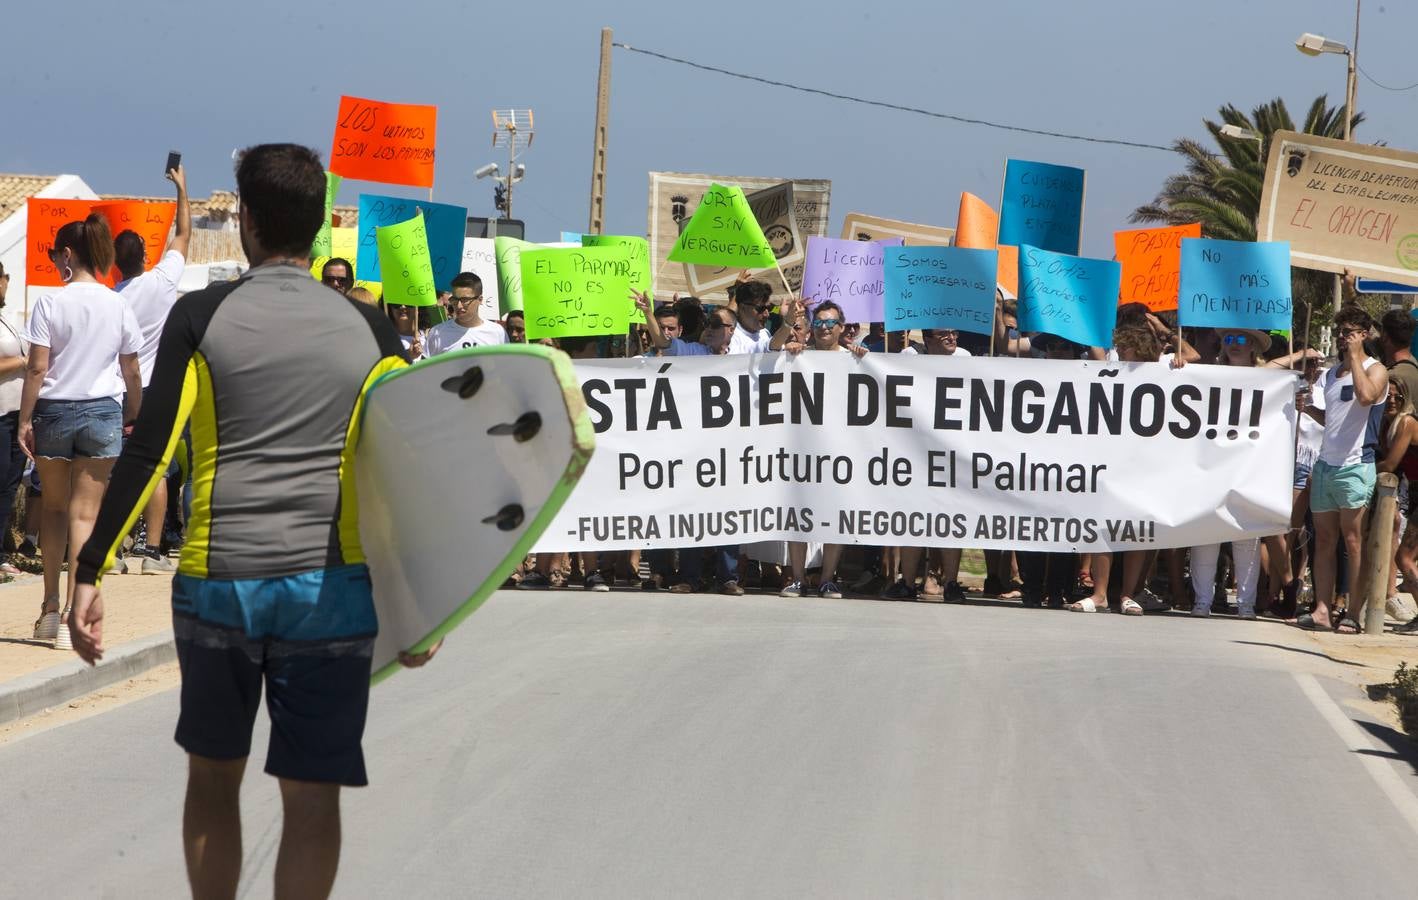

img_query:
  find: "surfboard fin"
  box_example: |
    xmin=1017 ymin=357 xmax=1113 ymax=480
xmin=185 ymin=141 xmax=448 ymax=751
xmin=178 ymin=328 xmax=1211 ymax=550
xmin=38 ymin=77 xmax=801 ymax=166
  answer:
xmin=440 ymin=366 xmax=485 ymax=399
xmin=487 ymin=411 xmax=542 ymax=443
xmin=481 ymin=504 xmax=525 ymax=532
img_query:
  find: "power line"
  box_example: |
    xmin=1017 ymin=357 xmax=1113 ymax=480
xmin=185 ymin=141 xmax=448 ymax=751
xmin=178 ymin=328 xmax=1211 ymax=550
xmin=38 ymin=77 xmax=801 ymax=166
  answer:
xmin=613 ymin=42 xmax=1177 ymax=154
xmin=1358 ymin=64 xmax=1418 ymax=93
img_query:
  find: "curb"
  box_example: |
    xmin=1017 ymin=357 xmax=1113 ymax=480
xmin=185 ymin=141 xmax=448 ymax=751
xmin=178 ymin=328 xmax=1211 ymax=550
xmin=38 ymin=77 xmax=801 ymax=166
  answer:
xmin=0 ymin=632 xmax=175 ymax=726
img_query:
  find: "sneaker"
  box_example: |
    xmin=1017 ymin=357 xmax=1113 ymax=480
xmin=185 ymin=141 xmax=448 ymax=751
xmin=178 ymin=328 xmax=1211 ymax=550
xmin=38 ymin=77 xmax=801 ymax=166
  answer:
xmin=818 ymin=581 xmax=843 ymax=600
xmin=1191 ymin=604 xmax=1212 ymax=618
xmin=849 ymin=569 xmax=879 ymax=592
xmin=1238 ymin=605 xmax=1257 ymax=620
xmin=944 ymin=581 xmax=967 ymax=603
xmin=1386 ymin=595 xmax=1417 ymax=622
xmin=141 ymin=552 xmax=176 ymax=574
xmin=518 ymin=571 xmax=551 ymax=590
xmin=17 ymin=537 xmax=38 ymax=559
xmin=33 ymin=609 xmax=60 ymax=643
xmin=879 ymin=580 xmax=916 ymax=601
xmin=779 ymin=580 xmax=802 ymax=598
xmin=668 ymin=582 xmax=694 ymax=594
xmin=719 ymin=580 xmax=744 ymax=596
xmin=1396 ymin=615 xmax=1418 ymax=635
xmin=108 ymin=557 xmax=128 ymax=576
xmin=1136 ymin=588 xmax=1171 ymax=612
xmin=585 ymin=573 xmax=610 ymax=592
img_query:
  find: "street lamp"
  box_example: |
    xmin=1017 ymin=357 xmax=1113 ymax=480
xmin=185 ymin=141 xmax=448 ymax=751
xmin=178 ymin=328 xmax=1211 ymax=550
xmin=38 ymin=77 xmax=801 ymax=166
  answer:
xmin=481 ymin=109 xmax=534 ymax=222
xmin=1218 ymin=124 xmax=1264 ymax=151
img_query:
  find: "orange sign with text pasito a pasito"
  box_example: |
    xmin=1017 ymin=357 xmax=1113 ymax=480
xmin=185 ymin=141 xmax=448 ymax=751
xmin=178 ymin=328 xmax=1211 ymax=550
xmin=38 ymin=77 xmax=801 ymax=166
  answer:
xmin=1114 ymin=223 xmax=1200 ymax=312
xmin=329 ymin=95 xmax=437 ymax=189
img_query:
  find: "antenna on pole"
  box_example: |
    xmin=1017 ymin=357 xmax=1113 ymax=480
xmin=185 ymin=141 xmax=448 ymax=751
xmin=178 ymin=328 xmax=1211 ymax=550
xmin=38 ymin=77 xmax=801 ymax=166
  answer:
xmin=491 ymin=109 xmax=534 ymax=222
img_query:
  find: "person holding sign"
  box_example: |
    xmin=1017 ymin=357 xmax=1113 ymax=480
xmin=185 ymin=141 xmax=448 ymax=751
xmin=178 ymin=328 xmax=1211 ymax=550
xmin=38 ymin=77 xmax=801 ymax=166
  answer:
xmin=424 ymin=273 xmax=507 ymax=355
xmin=386 ymin=304 xmax=429 ymax=360
xmin=20 ymin=213 xmax=143 ymax=649
xmin=729 ymin=278 xmax=775 ymax=355
xmin=115 ymin=162 xmax=192 ymax=575
xmin=1298 ymin=306 xmax=1388 ymax=633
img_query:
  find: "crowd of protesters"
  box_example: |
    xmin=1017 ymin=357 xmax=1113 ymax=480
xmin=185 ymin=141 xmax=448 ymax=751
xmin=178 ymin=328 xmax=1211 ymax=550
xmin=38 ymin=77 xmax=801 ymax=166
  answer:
xmin=15 ymin=175 xmax=1418 ymax=645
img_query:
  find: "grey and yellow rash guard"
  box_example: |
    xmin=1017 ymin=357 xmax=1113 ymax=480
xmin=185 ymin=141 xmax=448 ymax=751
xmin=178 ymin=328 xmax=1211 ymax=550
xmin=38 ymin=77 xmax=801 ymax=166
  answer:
xmin=76 ymin=263 xmax=408 ymax=586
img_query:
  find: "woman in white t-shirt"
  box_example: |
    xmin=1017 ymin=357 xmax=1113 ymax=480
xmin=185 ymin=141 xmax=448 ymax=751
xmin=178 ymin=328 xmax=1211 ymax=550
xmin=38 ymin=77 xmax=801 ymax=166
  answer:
xmin=0 ymin=259 xmax=29 ymax=577
xmin=385 ymin=302 xmax=428 ymax=360
xmin=19 ymin=213 xmax=143 ymax=648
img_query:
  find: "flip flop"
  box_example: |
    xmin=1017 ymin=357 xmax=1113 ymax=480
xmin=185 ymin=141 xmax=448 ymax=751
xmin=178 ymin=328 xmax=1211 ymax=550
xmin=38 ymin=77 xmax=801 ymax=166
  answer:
xmin=1066 ymin=598 xmax=1106 ymax=613
xmin=1120 ymin=598 xmax=1144 ymax=616
xmin=1296 ymin=613 xmax=1331 ymax=631
xmin=1334 ymin=617 xmax=1360 ymax=635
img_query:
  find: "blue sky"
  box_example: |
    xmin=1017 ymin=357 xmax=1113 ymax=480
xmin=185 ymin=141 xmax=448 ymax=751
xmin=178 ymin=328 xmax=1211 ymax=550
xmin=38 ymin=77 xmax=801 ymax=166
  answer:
xmin=9 ymin=0 xmax=1416 ymax=257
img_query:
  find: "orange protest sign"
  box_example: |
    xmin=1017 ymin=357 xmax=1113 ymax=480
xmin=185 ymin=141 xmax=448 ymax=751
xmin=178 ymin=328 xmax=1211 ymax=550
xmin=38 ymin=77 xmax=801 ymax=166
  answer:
xmin=1113 ymin=223 xmax=1201 ymax=311
xmin=26 ymin=198 xmax=104 ymax=288
xmin=996 ymin=244 xmax=1019 ymax=296
xmin=93 ymin=201 xmax=177 ymax=272
xmin=329 ymin=95 xmax=437 ymax=188
xmin=955 ymin=192 xmax=999 ymax=250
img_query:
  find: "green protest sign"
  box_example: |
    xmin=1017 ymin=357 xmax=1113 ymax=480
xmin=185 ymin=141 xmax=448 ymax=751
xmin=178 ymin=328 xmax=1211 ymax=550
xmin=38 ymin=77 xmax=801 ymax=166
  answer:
xmin=668 ymin=183 xmax=776 ymax=269
xmin=495 ymin=236 xmax=538 ymax=314
xmin=520 ymin=245 xmax=636 ymax=339
xmin=311 ymin=171 xmax=342 ymax=258
xmin=375 ymin=211 xmax=437 ymax=307
xmin=581 ymin=234 xmax=652 ymax=296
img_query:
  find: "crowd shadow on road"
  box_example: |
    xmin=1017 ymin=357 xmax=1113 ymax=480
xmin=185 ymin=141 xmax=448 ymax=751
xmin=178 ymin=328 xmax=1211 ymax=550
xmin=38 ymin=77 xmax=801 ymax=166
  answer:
xmin=1354 ymin=720 xmax=1418 ymax=775
xmin=1231 ymin=639 xmax=1368 ymax=668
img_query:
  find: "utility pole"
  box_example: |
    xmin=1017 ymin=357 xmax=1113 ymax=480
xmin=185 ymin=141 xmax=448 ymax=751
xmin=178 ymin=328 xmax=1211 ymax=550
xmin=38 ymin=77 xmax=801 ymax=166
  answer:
xmin=588 ymin=27 xmax=612 ymax=236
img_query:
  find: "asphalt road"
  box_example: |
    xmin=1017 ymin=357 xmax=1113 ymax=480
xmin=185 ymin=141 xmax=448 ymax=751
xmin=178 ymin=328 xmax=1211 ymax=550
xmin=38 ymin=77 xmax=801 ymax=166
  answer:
xmin=4 ymin=590 xmax=1417 ymax=899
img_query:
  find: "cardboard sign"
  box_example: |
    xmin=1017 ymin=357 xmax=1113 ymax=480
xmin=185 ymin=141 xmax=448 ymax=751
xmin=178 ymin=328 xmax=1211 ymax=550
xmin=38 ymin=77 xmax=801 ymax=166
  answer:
xmin=494 ymin=236 xmax=537 ymax=314
xmin=581 ymin=234 xmax=651 ymax=296
xmin=647 ymin=171 xmax=831 ymax=303
xmin=883 ymin=246 xmax=998 ymax=335
xmin=954 ymin=192 xmax=1017 ymax=296
xmin=1018 ymin=245 xmax=1120 ymax=348
xmin=311 ymin=172 xmax=342 ymax=258
xmin=800 ymin=235 xmax=903 ymax=323
xmin=839 ymin=212 xmax=954 ymax=247
xmin=375 ymin=212 xmax=437 ymax=307
xmin=999 ymin=160 xmax=1085 ymax=256
xmin=329 ymin=94 xmax=437 ymax=189
xmin=520 ymin=246 xmax=636 ymax=339
xmin=1114 ymin=223 xmax=1201 ymax=312
xmin=1258 ymin=130 xmax=1418 ymax=286
xmin=460 ymin=237 xmax=502 ymax=321
xmin=355 ymin=194 xmax=467 ymax=291
xmin=93 ymin=201 xmax=177 ymax=273
xmin=669 ymin=184 xmax=777 ymax=270
xmin=1178 ymin=238 xmax=1292 ymax=332
xmin=26 ymin=198 xmax=176 ymax=287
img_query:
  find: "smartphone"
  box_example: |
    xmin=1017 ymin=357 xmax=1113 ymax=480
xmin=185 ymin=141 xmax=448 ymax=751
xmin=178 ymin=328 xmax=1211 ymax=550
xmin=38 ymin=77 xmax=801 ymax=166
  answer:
xmin=165 ymin=151 xmax=181 ymax=174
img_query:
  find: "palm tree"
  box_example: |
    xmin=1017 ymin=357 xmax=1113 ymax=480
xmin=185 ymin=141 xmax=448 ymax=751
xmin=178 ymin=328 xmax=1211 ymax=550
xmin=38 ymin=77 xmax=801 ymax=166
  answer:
xmin=1132 ymin=97 xmax=1365 ymax=348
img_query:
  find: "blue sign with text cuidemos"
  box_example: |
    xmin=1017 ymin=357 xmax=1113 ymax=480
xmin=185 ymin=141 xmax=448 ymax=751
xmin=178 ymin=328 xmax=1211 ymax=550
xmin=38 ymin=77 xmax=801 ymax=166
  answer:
xmin=1177 ymin=238 xmax=1292 ymax=332
xmin=1017 ymin=245 xmax=1119 ymax=348
xmin=998 ymin=159 xmax=1085 ymax=256
xmin=356 ymin=194 xmax=468 ymax=291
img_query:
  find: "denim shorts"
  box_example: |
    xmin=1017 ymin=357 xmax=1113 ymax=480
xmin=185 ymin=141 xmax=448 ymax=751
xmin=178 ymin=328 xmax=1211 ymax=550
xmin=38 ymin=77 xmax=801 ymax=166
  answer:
xmin=1310 ymin=459 xmax=1376 ymax=512
xmin=32 ymin=397 xmax=123 ymax=460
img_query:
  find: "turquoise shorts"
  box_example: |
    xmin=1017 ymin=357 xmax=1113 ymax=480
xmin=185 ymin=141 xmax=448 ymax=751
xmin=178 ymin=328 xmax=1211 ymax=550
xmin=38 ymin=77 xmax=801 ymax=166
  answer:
xmin=1310 ymin=460 xmax=1376 ymax=512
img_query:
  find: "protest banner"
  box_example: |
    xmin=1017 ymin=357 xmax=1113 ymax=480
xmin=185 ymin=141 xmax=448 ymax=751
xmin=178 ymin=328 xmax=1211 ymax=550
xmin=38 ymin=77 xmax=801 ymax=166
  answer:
xmin=375 ymin=212 xmax=437 ymax=307
xmin=355 ymin=194 xmax=466 ymax=290
xmin=998 ymin=160 xmax=1085 ymax=256
xmin=534 ymin=353 xmax=1293 ymax=553
xmin=955 ymin=192 xmax=1017 ymax=295
xmin=311 ymin=172 xmax=342 ymax=258
xmin=800 ymin=236 xmax=903 ymax=322
xmin=582 ymin=234 xmax=652 ymax=296
xmin=1018 ymin=246 xmax=1120 ymax=348
xmin=669 ymin=183 xmax=778 ymax=271
xmin=1114 ymin=223 xmax=1201 ymax=312
xmin=647 ymin=172 xmax=831 ymax=304
xmin=1178 ymin=238 xmax=1293 ymax=332
xmin=460 ymin=237 xmax=502 ymax=321
xmin=26 ymin=198 xmax=176 ymax=287
xmin=329 ymin=94 xmax=437 ymax=189
xmin=1258 ymin=130 xmax=1418 ymax=286
xmin=520 ymin=245 xmax=636 ymax=340
xmin=883 ymin=246 xmax=998 ymax=335
xmin=839 ymin=213 xmax=955 ymax=247
xmin=495 ymin=236 xmax=538 ymax=314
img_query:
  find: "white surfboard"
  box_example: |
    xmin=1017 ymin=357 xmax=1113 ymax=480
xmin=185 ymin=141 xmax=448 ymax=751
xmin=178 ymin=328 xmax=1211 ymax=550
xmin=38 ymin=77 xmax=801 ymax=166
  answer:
xmin=356 ymin=344 xmax=594 ymax=683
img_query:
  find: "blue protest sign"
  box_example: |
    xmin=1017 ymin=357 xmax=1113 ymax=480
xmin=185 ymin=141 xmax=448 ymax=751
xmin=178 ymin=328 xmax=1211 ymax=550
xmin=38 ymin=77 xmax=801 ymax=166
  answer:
xmin=883 ymin=246 xmax=997 ymax=335
xmin=356 ymin=194 xmax=468 ymax=291
xmin=998 ymin=160 xmax=1085 ymax=256
xmin=1177 ymin=238 xmax=1292 ymax=332
xmin=560 ymin=231 xmax=584 ymax=244
xmin=1358 ymin=278 xmax=1418 ymax=295
xmin=1017 ymin=245 xmax=1120 ymax=348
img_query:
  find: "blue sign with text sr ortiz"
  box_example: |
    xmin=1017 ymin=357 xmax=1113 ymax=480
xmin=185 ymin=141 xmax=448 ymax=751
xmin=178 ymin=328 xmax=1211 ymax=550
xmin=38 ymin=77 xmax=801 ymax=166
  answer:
xmin=1177 ymin=238 xmax=1292 ymax=332
xmin=1017 ymin=245 xmax=1119 ymax=348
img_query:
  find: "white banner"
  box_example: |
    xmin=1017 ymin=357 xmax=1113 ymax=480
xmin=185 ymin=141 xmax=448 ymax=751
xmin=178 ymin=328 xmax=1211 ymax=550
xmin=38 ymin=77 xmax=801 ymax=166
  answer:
xmin=536 ymin=354 xmax=1296 ymax=553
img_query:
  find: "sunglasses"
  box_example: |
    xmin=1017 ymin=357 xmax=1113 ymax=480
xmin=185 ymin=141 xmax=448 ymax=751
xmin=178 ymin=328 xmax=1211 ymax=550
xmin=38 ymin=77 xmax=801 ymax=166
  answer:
xmin=448 ymin=295 xmax=481 ymax=306
xmin=928 ymin=330 xmax=959 ymax=339
xmin=813 ymin=318 xmax=841 ymax=329
xmin=1222 ymin=333 xmax=1250 ymax=346
xmin=706 ymin=321 xmax=735 ymax=330
xmin=322 ymin=275 xmax=349 ymax=285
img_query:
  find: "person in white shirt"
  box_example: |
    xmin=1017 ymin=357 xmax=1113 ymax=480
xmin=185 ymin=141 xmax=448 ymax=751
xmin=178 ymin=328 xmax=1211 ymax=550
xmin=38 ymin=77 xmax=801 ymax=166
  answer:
xmin=424 ymin=272 xmax=507 ymax=356
xmin=114 ymin=163 xmax=191 ymax=574
xmin=20 ymin=213 xmax=143 ymax=648
xmin=1299 ymin=306 xmax=1388 ymax=633
xmin=728 ymin=278 xmax=773 ymax=355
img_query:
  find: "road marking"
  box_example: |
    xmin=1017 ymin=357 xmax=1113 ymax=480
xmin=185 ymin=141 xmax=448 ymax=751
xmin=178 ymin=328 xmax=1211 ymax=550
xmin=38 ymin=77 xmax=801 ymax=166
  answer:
xmin=1293 ymin=672 xmax=1418 ymax=837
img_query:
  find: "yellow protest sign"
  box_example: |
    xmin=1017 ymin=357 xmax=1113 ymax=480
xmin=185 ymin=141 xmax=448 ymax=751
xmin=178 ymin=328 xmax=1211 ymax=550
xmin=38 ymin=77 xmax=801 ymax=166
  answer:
xmin=668 ymin=183 xmax=776 ymax=269
xmin=375 ymin=212 xmax=437 ymax=307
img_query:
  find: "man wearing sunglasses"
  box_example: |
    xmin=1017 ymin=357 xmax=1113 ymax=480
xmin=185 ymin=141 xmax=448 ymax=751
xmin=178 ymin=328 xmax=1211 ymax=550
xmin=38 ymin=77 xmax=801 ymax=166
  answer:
xmin=728 ymin=278 xmax=774 ymax=355
xmin=424 ymin=272 xmax=507 ymax=356
xmin=319 ymin=257 xmax=354 ymax=295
